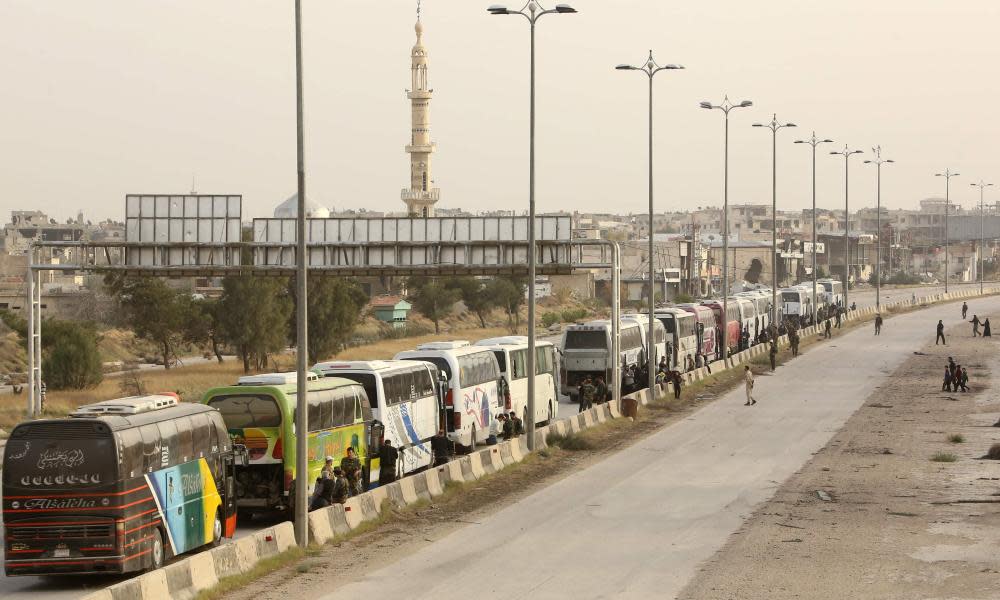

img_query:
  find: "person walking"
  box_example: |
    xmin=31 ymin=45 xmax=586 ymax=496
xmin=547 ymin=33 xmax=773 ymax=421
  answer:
xmin=578 ymin=377 xmax=596 ymax=413
xmin=835 ymin=307 xmax=843 ymax=329
xmin=595 ymin=375 xmax=609 ymax=404
xmin=768 ymin=340 xmax=778 ymax=371
xmin=961 ymin=367 xmax=970 ymax=392
xmin=670 ymin=369 xmax=683 ymax=400
xmin=378 ymin=439 xmax=399 ymax=486
xmin=962 ymin=302 xmax=968 ymax=319
xmin=942 ymin=366 xmax=952 ymax=392
xmin=789 ymin=329 xmax=800 ymax=357
xmin=936 ymin=320 xmax=946 ymax=345
xmin=972 ymin=314 xmax=981 ymax=337
xmin=743 ymin=366 xmax=756 ymax=406
xmin=431 ymin=429 xmax=452 ymax=466
xmin=824 ymin=318 xmax=832 ymax=339
xmin=984 ymin=318 xmax=992 ymax=337
xmin=955 ymin=364 xmax=968 ymax=392
xmin=874 ymin=314 xmax=883 ymax=336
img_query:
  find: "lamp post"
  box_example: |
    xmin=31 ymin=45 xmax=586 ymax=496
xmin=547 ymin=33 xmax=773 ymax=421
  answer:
xmin=864 ymin=146 xmax=894 ymax=311
xmin=616 ymin=52 xmax=683 ymax=391
xmin=794 ymin=132 xmax=833 ymax=323
xmin=830 ymin=145 xmax=864 ymax=313
xmin=752 ymin=114 xmax=796 ymax=326
xmin=292 ymin=0 xmax=310 ymax=546
xmin=700 ymin=96 xmax=751 ymax=356
xmin=488 ymin=1 xmax=576 ymax=450
xmin=935 ymin=169 xmax=959 ymax=293
xmin=971 ymin=180 xmax=993 ymax=294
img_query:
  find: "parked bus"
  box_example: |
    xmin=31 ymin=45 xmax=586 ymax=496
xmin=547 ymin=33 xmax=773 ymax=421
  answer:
xmin=678 ymin=304 xmax=719 ymax=362
xmin=700 ymin=300 xmax=740 ymax=357
xmin=780 ymin=287 xmax=813 ymax=324
xmin=394 ymin=342 xmax=502 ymax=450
xmin=621 ymin=315 xmax=667 ymax=372
xmin=735 ymin=290 xmax=772 ymax=340
xmin=817 ymin=279 xmax=844 ymax=313
xmin=202 ymin=372 xmax=375 ymax=516
xmin=559 ymin=319 xmax=644 ymax=401
xmin=312 ymin=360 xmax=440 ymax=480
xmin=2 ymin=395 xmax=242 ymax=576
xmin=474 ymin=336 xmax=559 ymax=426
xmin=729 ymin=296 xmax=758 ymax=345
xmin=653 ymin=308 xmax=697 ymax=370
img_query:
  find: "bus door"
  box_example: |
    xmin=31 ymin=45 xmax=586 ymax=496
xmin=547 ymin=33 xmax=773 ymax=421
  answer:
xmin=365 ymin=421 xmax=384 ymax=489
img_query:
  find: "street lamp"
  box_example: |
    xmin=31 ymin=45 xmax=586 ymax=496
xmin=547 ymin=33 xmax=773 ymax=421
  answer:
xmin=864 ymin=146 xmax=894 ymax=311
xmin=970 ymin=180 xmax=994 ymax=294
xmin=794 ymin=132 xmax=833 ymax=324
xmin=701 ymin=96 xmax=752 ymax=357
xmin=752 ymin=114 xmax=796 ymax=326
xmin=616 ymin=51 xmax=683 ymax=392
xmin=935 ymin=169 xmax=959 ymax=293
xmin=488 ymin=1 xmax=576 ymax=451
xmin=830 ymin=145 xmax=864 ymax=312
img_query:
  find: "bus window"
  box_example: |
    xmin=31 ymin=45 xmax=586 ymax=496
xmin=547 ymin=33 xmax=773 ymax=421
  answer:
xmin=356 ymin=388 xmax=373 ymax=421
xmin=118 ymin=427 xmax=143 ymax=479
xmin=140 ymin=424 xmax=160 ymax=473
xmin=354 ymin=390 xmax=364 ymax=422
xmin=511 ymin=349 xmax=527 ymax=379
xmin=418 ymin=368 xmax=434 ymax=397
xmin=176 ymin=417 xmax=194 ymax=463
xmin=208 ymin=395 xmax=282 ymax=428
xmin=491 ymin=350 xmax=506 ymax=372
xmin=338 ymin=373 xmax=378 ymax=407
xmin=192 ymin=413 xmax=210 ymax=459
xmin=564 ymin=330 xmax=606 ymax=349
xmin=536 ymin=346 xmax=551 ymax=374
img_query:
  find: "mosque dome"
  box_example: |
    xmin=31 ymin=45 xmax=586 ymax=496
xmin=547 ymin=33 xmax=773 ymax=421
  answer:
xmin=273 ymin=193 xmax=330 ymax=219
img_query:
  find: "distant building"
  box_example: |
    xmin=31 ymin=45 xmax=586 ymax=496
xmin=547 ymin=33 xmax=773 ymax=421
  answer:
xmin=273 ymin=193 xmax=330 ymax=219
xmin=371 ymin=295 xmax=412 ymax=329
xmin=401 ymin=17 xmax=440 ymax=217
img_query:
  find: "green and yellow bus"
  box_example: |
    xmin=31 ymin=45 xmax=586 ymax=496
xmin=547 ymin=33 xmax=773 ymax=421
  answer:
xmin=201 ymin=372 xmax=376 ymax=516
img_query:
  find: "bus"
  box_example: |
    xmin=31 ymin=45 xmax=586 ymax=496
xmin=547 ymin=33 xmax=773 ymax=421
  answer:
xmin=2 ymin=395 xmax=242 ymax=576
xmin=678 ymin=304 xmax=719 ymax=361
xmin=735 ymin=290 xmax=772 ymax=340
xmin=621 ymin=315 xmax=667 ymax=372
xmin=559 ymin=319 xmax=644 ymax=401
xmin=700 ymin=299 xmax=740 ymax=357
xmin=654 ymin=307 xmax=697 ymax=370
xmin=780 ymin=287 xmax=813 ymax=325
xmin=474 ymin=336 xmax=559 ymax=426
xmin=394 ymin=342 xmax=502 ymax=451
xmin=202 ymin=372 xmax=376 ymax=516
xmin=817 ymin=279 xmax=844 ymax=314
xmin=728 ymin=296 xmax=757 ymax=347
xmin=312 ymin=360 xmax=440 ymax=479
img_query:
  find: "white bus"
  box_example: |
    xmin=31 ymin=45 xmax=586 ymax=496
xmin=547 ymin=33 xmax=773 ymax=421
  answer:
xmin=559 ymin=320 xmax=644 ymax=401
xmin=728 ymin=296 xmax=757 ymax=344
xmin=735 ymin=290 xmax=772 ymax=340
xmin=654 ymin=308 xmax=697 ymax=370
xmin=780 ymin=287 xmax=813 ymax=324
xmin=312 ymin=360 xmax=440 ymax=478
xmin=622 ymin=314 xmax=668 ymax=370
xmin=474 ymin=336 xmax=559 ymax=426
xmin=394 ymin=341 xmax=502 ymax=450
xmin=817 ymin=279 xmax=844 ymax=313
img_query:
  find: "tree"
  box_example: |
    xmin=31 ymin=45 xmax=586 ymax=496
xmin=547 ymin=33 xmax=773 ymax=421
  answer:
xmin=297 ymin=276 xmax=368 ymax=363
xmin=185 ymin=297 xmax=225 ymax=363
xmin=41 ymin=320 xmax=103 ymax=390
xmin=218 ymin=275 xmax=293 ymax=373
xmin=408 ymin=277 xmax=460 ymax=334
xmin=487 ymin=276 xmax=526 ymax=333
xmin=106 ymin=276 xmax=191 ymax=369
xmin=445 ymin=277 xmax=495 ymax=328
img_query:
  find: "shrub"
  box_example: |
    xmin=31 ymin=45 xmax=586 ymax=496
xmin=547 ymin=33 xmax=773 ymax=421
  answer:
xmin=545 ymin=431 xmax=594 ymax=451
xmin=930 ymin=452 xmax=957 ymax=463
xmin=674 ymin=293 xmax=694 ymax=304
xmin=947 ymin=434 xmax=965 ymax=444
xmin=541 ymin=312 xmax=560 ymax=328
xmin=560 ymin=308 xmax=588 ymax=323
xmin=42 ymin=320 xmax=103 ymax=390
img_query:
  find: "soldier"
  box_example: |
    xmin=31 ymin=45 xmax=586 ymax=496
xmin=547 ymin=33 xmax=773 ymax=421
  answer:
xmin=670 ymin=369 xmax=683 ymax=400
xmin=824 ymin=318 xmax=832 ymax=339
xmin=835 ymin=307 xmax=842 ymax=329
xmin=743 ymin=366 xmax=756 ymax=406
xmin=962 ymin=301 xmax=968 ymax=319
xmin=790 ymin=329 xmax=800 ymax=356
xmin=595 ymin=375 xmax=609 ymax=404
xmin=769 ymin=340 xmax=778 ymax=371
xmin=874 ymin=314 xmax=883 ymax=336
xmin=509 ymin=411 xmax=524 ymax=436
xmin=936 ymin=320 xmax=946 ymax=345
xmin=378 ymin=439 xmax=399 ymax=486
xmin=331 ymin=467 xmax=349 ymax=505
xmin=500 ymin=413 xmax=514 ymax=440
xmin=340 ymin=447 xmax=363 ymax=497
xmin=431 ymin=429 xmax=452 ymax=466
xmin=578 ymin=376 xmax=596 ymax=413
xmin=321 ymin=456 xmax=336 ymax=480
xmin=972 ymin=314 xmax=981 ymax=337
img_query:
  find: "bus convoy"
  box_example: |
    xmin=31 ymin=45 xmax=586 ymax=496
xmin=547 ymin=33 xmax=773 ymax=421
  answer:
xmin=2 ymin=285 xmax=843 ymax=578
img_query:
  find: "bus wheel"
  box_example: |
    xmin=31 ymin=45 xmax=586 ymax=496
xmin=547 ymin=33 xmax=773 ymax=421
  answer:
xmin=150 ymin=528 xmax=165 ymax=571
xmin=547 ymin=403 xmax=554 ymax=425
xmin=523 ymin=408 xmax=529 ymax=430
xmin=211 ymin=510 xmax=223 ymax=547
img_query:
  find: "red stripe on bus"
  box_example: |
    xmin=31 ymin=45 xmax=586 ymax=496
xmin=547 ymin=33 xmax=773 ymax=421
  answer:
xmin=5 ymin=520 xmax=111 ymax=527
xmin=8 ymin=548 xmax=151 ymax=568
xmin=123 ymin=520 xmax=160 ymax=536
xmin=123 ymin=535 xmax=153 ymax=549
xmin=3 ymin=497 xmax=154 ymax=514
xmin=123 ymin=508 xmax=159 ymax=522
xmin=3 ymin=485 xmax=149 ymax=500
xmin=80 ymin=547 xmax=115 ymax=552
xmin=6 ymin=549 xmax=45 ymax=554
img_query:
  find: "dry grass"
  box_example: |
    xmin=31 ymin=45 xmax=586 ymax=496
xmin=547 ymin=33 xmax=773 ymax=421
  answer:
xmin=330 ymin=327 xmax=511 ymax=361
xmin=947 ymin=433 xmax=965 ymax=444
xmin=930 ymin=452 xmax=958 ymax=463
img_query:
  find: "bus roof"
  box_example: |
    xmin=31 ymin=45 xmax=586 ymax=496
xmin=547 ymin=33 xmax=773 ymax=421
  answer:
xmin=396 ymin=344 xmax=494 ymax=360
xmin=313 ymin=359 xmax=434 ymax=374
xmin=12 ymin=401 xmax=220 ymax=435
xmin=205 ymin=375 xmax=361 ymax=398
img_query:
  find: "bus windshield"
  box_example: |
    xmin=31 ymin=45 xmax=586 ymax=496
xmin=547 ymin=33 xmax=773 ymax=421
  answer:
xmin=2 ymin=432 xmax=117 ymax=490
xmin=782 ymin=292 xmax=800 ymax=302
xmin=564 ymin=330 xmax=607 ymax=349
xmin=208 ymin=394 xmax=282 ymax=428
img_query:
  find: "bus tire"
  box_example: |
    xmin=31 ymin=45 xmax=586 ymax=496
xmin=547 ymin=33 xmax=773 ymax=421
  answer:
xmin=523 ymin=407 xmax=529 ymax=429
xmin=211 ymin=509 xmax=223 ymax=547
xmin=150 ymin=527 xmax=165 ymax=571
xmin=546 ymin=402 xmax=554 ymax=425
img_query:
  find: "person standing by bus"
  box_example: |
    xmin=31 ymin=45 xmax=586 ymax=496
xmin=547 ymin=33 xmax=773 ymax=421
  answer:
xmin=744 ymin=366 xmax=756 ymax=406
xmin=431 ymin=429 xmax=452 ymax=466
xmin=331 ymin=467 xmax=349 ymax=504
xmin=578 ymin=376 xmax=596 ymax=413
xmin=595 ymin=375 xmax=608 ymax=404
xmin=509 ymin=411 xmax=524 ymax=436
xmin=378 ymin=439 xmax=399 ymax=486
xmin=768 ymin=340 xmax=778 ymax=371
xmin=936 ymin=320 xmax=946 ymax=345
xmin=340 ymin=447 xmax=362 ymax=496
xmin=874 ymin=314 xmax=883 ymax=336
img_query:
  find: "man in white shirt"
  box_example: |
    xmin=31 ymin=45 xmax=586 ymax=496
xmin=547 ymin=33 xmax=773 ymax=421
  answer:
xmin=744 ymin=366 xmax=756 ymax=406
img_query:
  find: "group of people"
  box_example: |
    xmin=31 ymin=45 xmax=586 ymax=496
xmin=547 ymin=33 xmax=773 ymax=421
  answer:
xmin=309 ymin=447 xmax=364 ymax=511
xmin=576 ymin=375 xmax=609 ymax=412
xmin=942 ymin=356 xmax=970 ymax=393
xmin=489 ymin=411 xmax=525 ymax=442
xmin=962 ymin=301 xmax=992 ymax=337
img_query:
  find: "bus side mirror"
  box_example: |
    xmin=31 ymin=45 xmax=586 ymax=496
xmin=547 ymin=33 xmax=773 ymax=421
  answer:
xmin=233 ymin=444 xmax=249 ymax=467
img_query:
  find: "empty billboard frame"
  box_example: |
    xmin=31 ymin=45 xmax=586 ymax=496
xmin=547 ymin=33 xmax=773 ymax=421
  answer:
xmin=252 ymin=215 xmax=573 ymax=273
xmin=125 ymin=194 xmax=242 ymax=267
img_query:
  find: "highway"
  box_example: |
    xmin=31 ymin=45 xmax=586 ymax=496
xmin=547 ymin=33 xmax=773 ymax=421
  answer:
xmin=318 ymin=294 xmax=997 ymax=600
xmin=0 ymin=281 xmax=989 ymax=599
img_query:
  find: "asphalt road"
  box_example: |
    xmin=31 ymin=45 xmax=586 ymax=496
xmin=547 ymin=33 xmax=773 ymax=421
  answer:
xmin=320 ymin=294 xmax=998 ymax=600
xmin=0 ymin=280 xmax=988 ymax=599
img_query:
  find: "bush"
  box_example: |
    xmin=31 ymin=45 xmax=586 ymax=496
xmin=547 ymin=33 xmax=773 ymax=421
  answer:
xmin=947 ymin=434 xmax=965 ymax=444
xmin=560 ymin=308 xmax=588 ymax=323
xmin=42 ymin=320 xmax=103 ymax=390
xmin=541 ymin=312 xmax=560 ymax=328
xmin=930 ymin=452 xmax=957 ymax=463
xmin=886 ymin=272 xmax=922 ymax=285
xmin=546 ymin=431 xmax=594 ymax=451
xmin=674 ymin=293 xmax=694 ymax=304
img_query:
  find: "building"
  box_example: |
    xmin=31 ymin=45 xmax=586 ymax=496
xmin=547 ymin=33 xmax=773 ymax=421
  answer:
xmin=401 ymin=17 xmax=440 ymax=217
xmin=371 ymin=296 xmax=412 ymax=329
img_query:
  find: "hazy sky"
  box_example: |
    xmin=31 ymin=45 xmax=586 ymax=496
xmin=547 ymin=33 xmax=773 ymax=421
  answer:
xmin=2 ymin=0 xmax=999 ymax=223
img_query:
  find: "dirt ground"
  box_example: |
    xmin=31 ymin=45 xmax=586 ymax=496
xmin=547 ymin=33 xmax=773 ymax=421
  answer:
xmin=681 ymin=323 xmax=1000 ymax=600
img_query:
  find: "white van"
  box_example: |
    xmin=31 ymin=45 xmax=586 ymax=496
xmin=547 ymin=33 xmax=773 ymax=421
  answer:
xmin=312 ymin=360 xmax=440 ymax=478
xmin=394 ymin=341 xmax=502 ymax=450
xmin=474 ymin=336 xmax=559 ymax=426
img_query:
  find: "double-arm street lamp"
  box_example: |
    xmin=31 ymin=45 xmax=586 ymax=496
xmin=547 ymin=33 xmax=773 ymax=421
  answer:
xmin=701 ymin=96 xmax=752 ymax=356
xmin=935 ymin=169 xmax=959 ymax=293
xmin=971 ymin=180 xmax=994 ymax=294
xmin=616 ymin=51 xmax=683 ymax=391
xmin=794 ymin=132 xmax=833 ymax=323
xmin=864 ymin=146 xmax=894 ymax=310
xmin=752 ymin=115 xmax=796 ymax=326
xmin=830 ymin=145 xmax=864 ymax=312
xmin=488 ymin=1 xmax=576 ymax=450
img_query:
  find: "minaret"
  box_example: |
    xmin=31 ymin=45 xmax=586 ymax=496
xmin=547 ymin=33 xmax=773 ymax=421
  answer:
xmin=401 ymin=16 xmax=439 ymax=217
